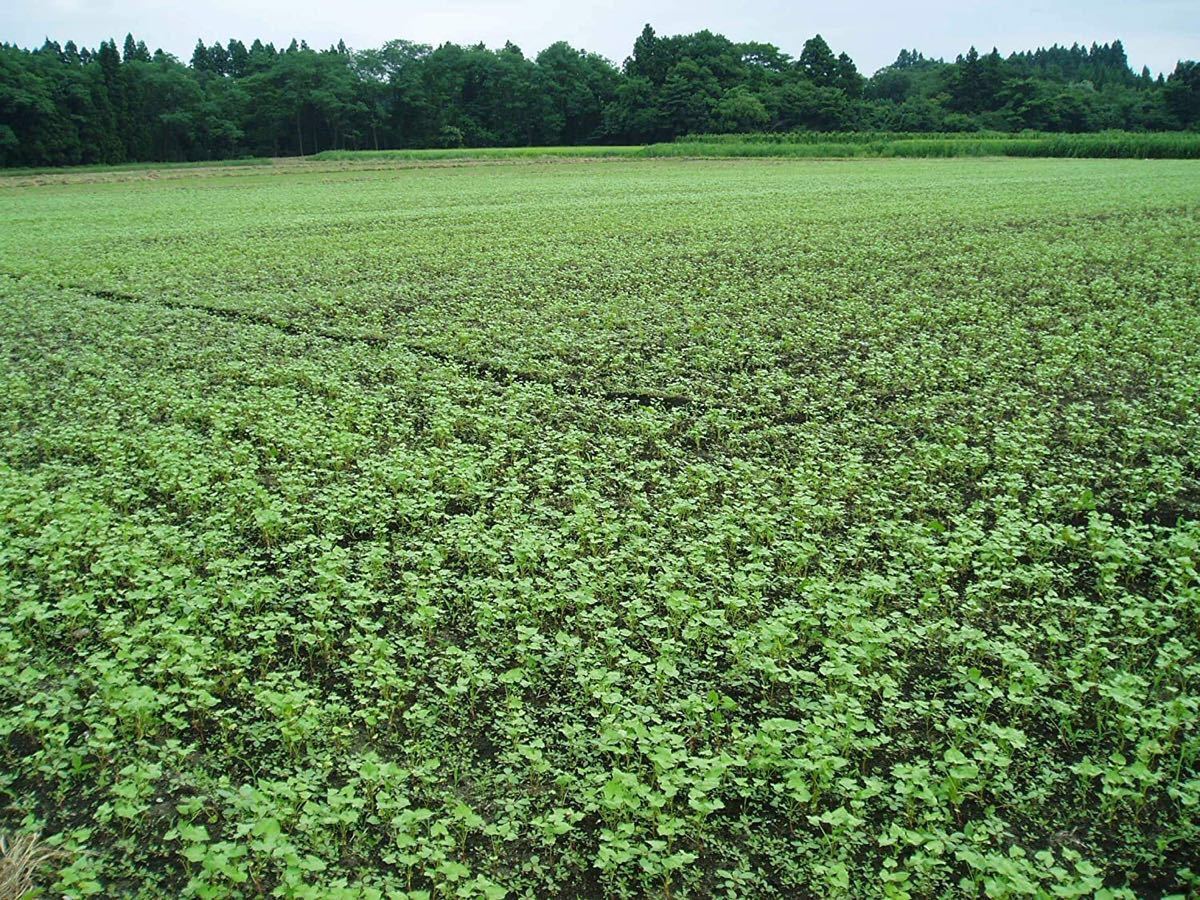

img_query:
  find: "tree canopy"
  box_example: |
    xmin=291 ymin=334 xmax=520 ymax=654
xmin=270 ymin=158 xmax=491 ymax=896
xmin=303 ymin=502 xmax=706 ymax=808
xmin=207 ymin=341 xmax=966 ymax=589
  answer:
xmin=1 ymin=27 xmax=1196 ymax=166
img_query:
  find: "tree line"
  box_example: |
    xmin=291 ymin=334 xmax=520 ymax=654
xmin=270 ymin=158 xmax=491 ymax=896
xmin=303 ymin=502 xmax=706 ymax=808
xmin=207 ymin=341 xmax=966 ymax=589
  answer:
xmin=2 ymin=26 xmax=1198 ymax=166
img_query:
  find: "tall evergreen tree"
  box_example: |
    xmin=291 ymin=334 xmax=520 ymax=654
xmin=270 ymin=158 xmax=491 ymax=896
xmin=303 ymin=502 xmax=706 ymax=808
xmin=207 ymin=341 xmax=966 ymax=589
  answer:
xmin=799 ymin=35 xmax=839 ymax=87
xmin=190 ymin=40 xmax=210 ymax=73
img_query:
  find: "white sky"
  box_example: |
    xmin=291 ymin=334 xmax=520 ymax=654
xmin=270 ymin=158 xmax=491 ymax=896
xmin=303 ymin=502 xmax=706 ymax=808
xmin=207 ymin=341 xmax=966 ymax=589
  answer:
xmin=3 ymin=0 xmax=1196 ymax=76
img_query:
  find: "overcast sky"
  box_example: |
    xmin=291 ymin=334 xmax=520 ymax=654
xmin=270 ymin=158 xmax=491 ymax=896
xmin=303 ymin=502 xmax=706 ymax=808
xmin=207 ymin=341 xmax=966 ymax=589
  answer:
xmin=3 ymin=0 xmax=1196 ymax=76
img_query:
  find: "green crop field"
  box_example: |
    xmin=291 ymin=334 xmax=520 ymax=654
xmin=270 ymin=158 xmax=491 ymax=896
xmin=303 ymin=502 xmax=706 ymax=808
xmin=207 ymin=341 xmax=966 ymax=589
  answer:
xmin=1 ymin=157 xmax=1198 ymax=898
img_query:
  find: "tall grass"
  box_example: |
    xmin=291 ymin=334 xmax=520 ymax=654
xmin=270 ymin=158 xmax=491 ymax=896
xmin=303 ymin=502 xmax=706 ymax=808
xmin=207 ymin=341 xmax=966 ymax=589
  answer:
xmin=675 ymin=131 xmax=1012 ymax=144
xmin=317 ymin=133 xmax=1199 ymax=163
xmin=655 ymin=131 xmax=1200 ymax=159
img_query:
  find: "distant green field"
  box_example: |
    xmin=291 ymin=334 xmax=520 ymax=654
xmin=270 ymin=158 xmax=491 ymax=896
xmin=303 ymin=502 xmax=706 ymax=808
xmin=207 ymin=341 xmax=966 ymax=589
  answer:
xmin=6 ymin=132 xmax=1197 ymax=175
xmin=0 ymin=157 xmax=273 ymax=177
xmin=1 ymin=157 xmax=1199 ymax=897
xmin=313 ymin=145 xmax=646 ymax=162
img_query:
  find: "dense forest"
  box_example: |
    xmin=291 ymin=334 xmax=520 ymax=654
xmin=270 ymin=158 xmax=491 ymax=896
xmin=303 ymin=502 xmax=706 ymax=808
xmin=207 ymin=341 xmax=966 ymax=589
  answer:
xmin=1 ymin=25 xmax=1198 ymax=166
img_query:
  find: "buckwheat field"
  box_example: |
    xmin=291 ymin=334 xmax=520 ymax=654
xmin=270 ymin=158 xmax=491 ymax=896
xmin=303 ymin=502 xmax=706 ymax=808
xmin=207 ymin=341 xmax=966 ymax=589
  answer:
xmin=1 ymin=156 xmax=1198 ymax=897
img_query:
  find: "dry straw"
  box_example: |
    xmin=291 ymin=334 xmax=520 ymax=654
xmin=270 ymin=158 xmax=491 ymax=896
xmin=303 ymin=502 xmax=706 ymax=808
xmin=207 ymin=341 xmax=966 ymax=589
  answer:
xmin=0 ymin=833 xmax=61 ymax=900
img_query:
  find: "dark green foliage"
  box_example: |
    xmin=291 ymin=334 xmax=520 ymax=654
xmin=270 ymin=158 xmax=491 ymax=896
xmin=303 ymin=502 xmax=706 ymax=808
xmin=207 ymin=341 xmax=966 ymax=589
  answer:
xmin=1166 ymin=61 xmax=1200 ymax=127
xmin=798 ymin=35 xmax=839 ymax=87
xmin=0 ymin=26 xmax=1196 ymax=167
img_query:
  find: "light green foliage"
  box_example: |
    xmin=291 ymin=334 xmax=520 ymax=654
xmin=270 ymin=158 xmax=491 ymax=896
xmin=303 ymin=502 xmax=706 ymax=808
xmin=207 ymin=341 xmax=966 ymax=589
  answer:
xmin=313 ymin=146 xmax=647 ymax=162
xmin=0 ymin=157 xmax=1198 ymax=897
